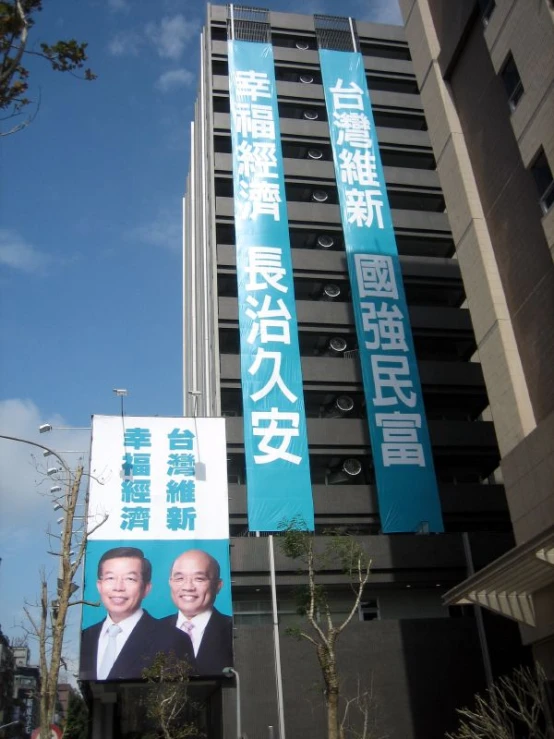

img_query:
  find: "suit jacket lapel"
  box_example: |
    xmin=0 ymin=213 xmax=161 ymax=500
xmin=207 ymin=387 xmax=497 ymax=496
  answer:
xmin=108 ymin=612 xmax=154 ymax=679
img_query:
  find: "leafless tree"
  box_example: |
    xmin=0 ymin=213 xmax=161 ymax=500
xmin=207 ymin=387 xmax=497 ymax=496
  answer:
xmin=446 ymin=663 xmax=554 ymax=739
xmin=142 ymin=652 xmax=204 ymax=739
xmin=340 ymin=675 xmax=389 ymax=739
xmin=280 ymin=519 xmax=372 ymax=739
xmin=0 ymin=434 xmax=106 ymax=738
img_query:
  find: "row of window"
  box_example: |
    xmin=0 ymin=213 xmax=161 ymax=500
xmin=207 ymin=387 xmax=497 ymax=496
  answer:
xmin=214 ymin=176 xmax=445 ymax=213
xmin=215 ymin=223 xmax=455 ymax=258
xmin=217 ymin=320 xmax=476 ymax=363
xmin=213 ymin=94 xmax=429 ymax=132
xmin=217 ymin=272 xmax=465 ymax=308
xmin=212 ymin=59 xmax=419 ymax=95
xmin=221 ymin=380 xmax=486 ymax=420
xmin=211 ymin=24 xmax=412 ymax=62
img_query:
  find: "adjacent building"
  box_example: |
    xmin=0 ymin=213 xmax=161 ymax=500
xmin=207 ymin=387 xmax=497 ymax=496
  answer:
xmin=12 ymin=646 xmax=40 ymax=738
xmin=0 ymin=628 xmax=15 ymax=730
xmin=181 ymin=4 xmax=540 ymax=737
xmin=396 ymin=0 xmax=554 ymax=677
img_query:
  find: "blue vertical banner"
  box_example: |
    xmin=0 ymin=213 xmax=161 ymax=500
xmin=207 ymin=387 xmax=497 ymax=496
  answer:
xmin=319 ymin=49 xmax=443 ymax=533
xmin=228 ymin=39 xmax=314 ymax=531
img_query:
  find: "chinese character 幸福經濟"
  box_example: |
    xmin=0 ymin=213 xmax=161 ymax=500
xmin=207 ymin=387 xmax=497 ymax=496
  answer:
xmin=234 ymin=102 xmax=275 ymax=140
xmin=121 ymin=480 xmax=151 ymax=504
xmin=235 ymin=70 xmax=271 ymax=101
xmin=120 ymin=506 xmax=150 ymax=531
xmin=124 ymin=428 xmax=152 ymax=450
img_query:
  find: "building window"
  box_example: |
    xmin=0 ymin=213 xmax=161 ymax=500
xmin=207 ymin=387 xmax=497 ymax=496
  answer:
xmin=530 ymin=148 xmax=554 ymax=214
xmin=359 ymin=599 xmax=379 ymax=621
xmin=500 ymin=53 xmax=524 ymax=111
xmin=478 ymin=0 xmax=495 ymax=25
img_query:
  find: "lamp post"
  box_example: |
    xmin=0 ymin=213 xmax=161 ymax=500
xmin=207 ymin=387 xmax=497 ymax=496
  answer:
xmin=0 ymin=433 xmax=88 ymax=738
xmin=223 ymin=667 xmax=242 ymax=739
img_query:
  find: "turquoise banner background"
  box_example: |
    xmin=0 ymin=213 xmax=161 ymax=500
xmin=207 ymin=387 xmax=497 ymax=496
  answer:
xmin=319 ymin=48 xmax=443 ymax=533
xmin=81 ymin=538 xmax=232 ymax=629
xmin=228 ymin=39 xmax=314 ymax=531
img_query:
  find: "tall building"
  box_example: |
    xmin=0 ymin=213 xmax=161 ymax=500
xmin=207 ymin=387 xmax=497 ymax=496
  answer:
xmin=182 ymin=4 xmax=534 ymax=738
xmin=397 ymin=0 xmax=554 ymax=677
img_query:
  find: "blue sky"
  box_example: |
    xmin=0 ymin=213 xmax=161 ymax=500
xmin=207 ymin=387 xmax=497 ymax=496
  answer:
xmin=0 ymin=0 xmax=402 ymax=675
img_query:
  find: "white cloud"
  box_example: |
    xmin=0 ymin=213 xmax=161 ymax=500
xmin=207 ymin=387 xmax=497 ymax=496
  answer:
xmin=0 ymin=399 xmax=90 ymax=519
xmin=0 ymin=228 xmax=49 ymax=273
xmin=108 ymin=14 xmax=199 ymax=60
xmin=107 ymin=0 xmax=130 ymax=11
xmin=155 ymin=68 xmax=194 ymax=92
xmin=145 ymin=15 xmax=198 ymax=60
xmin=107 ymin=29 xmax=142 ymax=56
xmin=130 ymin=208 xmax=181 ymax=252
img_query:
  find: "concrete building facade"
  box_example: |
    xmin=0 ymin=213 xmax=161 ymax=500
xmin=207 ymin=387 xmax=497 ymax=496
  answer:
xmin=396 ymin=0 xmax=554 ymax=677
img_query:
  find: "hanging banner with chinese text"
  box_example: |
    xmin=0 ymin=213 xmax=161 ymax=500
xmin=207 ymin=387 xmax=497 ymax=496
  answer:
xmin=228 ymin=39 xmax=314 ymax=532
xmin=80 ymin=415 xmax=233 ymax=679
xmin=319 ymin=49 xmax=443 ymax=533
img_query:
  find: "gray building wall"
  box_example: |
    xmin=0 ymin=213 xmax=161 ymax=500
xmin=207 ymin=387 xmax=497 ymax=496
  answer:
xmin=398 ymin=0 xmax=554 ymax=672
xmin=181 ymin=4 xmax=531 ymax=737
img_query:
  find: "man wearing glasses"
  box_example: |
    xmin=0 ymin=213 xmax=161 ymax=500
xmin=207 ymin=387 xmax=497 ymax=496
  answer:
xmin=80 ymin=546 xmax=195 ymax=680
xmin=161 ymin=549 xmax=233 ymax=675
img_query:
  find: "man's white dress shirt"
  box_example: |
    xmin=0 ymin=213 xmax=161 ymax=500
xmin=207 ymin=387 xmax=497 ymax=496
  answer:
xmin=176 ymin=609 xmax=212 ymax=656
xmin=96 ymin=608 xmax=144 ymax=676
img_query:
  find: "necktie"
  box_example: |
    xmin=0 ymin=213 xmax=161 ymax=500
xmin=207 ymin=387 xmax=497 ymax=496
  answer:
xmin=181 ymin=621 xmax=195 ymax=638
xmin=98 ymin=623 xmax=122 ymax=680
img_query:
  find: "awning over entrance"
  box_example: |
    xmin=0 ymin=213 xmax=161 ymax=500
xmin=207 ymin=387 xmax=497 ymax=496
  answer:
xmin=443 ymin=525 xmax=554 ymax=627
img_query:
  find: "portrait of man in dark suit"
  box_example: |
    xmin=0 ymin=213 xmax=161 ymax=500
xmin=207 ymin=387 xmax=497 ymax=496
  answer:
xmin=160 ymin=549 xmax=233 ymax=675
xmin=80 ymin=546 xmax=195 ymax=681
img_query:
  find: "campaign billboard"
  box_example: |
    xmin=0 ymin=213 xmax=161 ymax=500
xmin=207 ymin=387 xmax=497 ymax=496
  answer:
xmin=319 ymin=48 xmax=444 ymax=533
xmin=228 ymin=38 xmax=314 ymax=532
xmin=79 ymin=415 xmax=233 ymax=680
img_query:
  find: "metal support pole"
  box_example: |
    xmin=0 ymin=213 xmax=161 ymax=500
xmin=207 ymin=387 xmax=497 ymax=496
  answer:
xmin=269 ymin=536 xmax=286 ymax=739
xmin=223 ymin=668 xmax=242 ymax=739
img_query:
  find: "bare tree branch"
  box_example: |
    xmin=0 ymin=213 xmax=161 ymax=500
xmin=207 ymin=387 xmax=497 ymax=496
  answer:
xmin=446 ymin=663 xmax=554 ymax=739
xmin=279 ymin=519 xmax=373 ymax=739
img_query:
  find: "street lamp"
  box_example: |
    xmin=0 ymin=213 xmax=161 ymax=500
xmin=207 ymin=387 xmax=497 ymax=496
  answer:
xmin=39 ymin=424 xmax=89 ymax=433
xmin=223 ymin=667 xmax=242 ymax=739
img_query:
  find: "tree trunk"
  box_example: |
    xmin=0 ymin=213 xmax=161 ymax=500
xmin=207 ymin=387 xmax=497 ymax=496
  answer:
xmin=327 ymin=686 xmax=340 ymax=739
